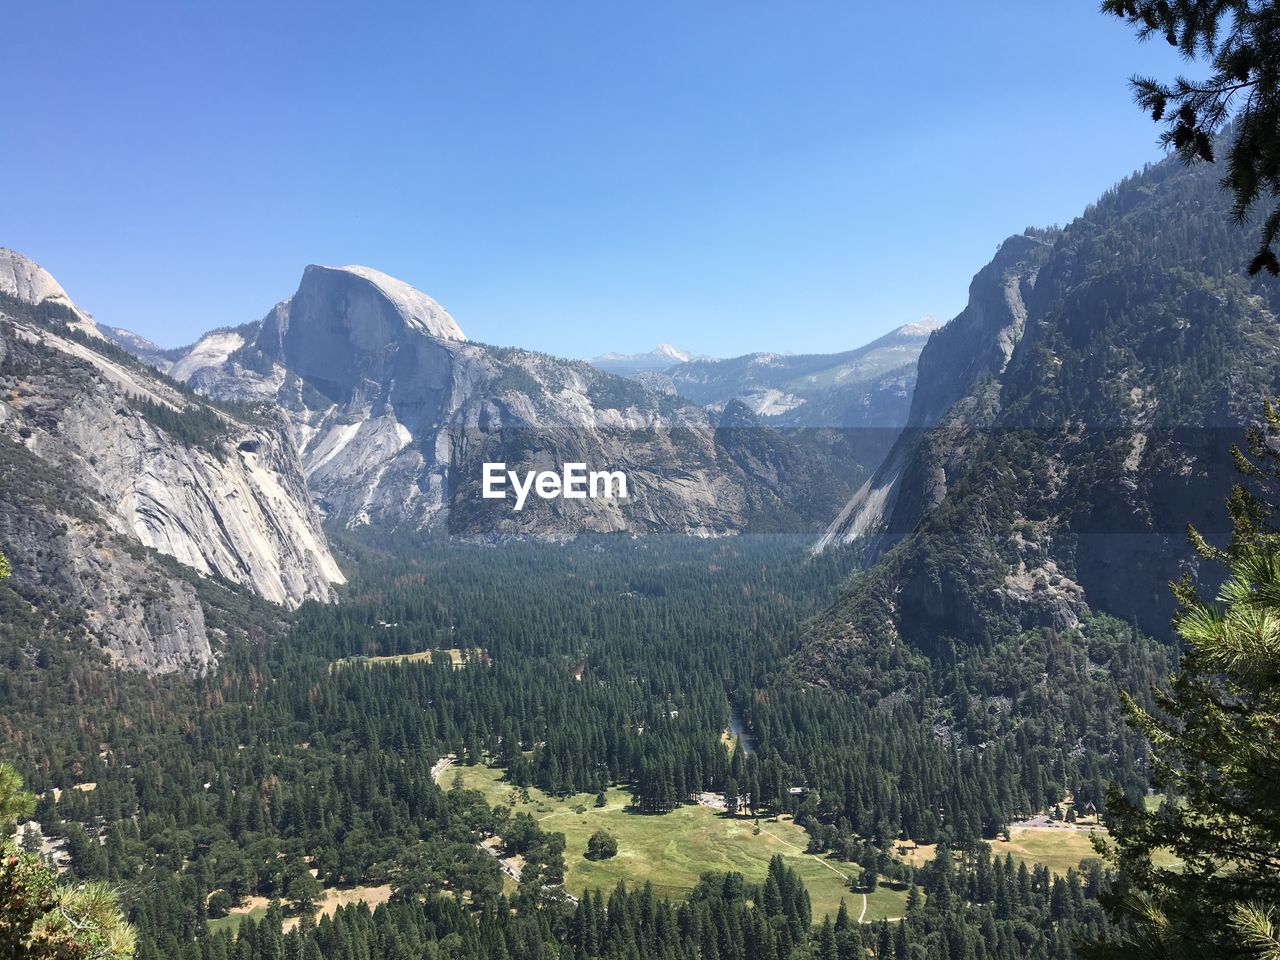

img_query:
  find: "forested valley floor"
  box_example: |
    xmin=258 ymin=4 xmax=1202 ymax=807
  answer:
xmin=0 ymin=534 xmax=1171 ymax=960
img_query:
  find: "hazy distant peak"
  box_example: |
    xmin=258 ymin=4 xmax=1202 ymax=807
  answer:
xmin=102 ymin=326 xmax=166 ymax=354
xmin=654 ymin=343 xmax=692 ymax=362
xmin=588 ymin=343 xmax=700 ymax=374
xmin=895 ymin=315 xmax=942 ymax=337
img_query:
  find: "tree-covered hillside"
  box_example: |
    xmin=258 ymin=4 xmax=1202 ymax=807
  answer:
xmin=0 ymin=532 xmax=1158 ymax=958
xmin=808 ymin=138 xmax=1280 ymax=696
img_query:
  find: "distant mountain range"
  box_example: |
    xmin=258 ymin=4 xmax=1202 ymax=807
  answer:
xmin=657 ymin=318 xmax=938 ymax=426
xmin=1 ymin=250 xmax=894 ymax=669
xmin=588 ymin=343 xmax=697 ymax=374
xmin=117 ymin=264 xmax=857 ymax=538
xmin=588 ymin=320 xmax=939 ymax=428
xmin=586 ymin=320 xmax=939 ymax=481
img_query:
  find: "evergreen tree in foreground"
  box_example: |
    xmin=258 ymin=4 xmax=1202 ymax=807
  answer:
xmin=1103 ymin=0 xmax=1280 ymax=274
xmin=0 ymin=759 xmax=136 ymax=960
xmin=1089 ymin=402 xmax=1280 ymax=959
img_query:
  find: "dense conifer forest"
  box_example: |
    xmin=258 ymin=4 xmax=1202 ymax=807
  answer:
xmin=0 ymin=532 xmax=1173 ymax=958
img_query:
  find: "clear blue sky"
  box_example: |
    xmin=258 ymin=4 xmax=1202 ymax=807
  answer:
xmin=5 ymin=1 xmax=1190 ymax=359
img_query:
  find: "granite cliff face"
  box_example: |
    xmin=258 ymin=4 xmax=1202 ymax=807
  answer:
xmin=817 ymin=236 xmax=1051 ymax=552
xmin=0 ymin=250 xmax=344 ymax=672
xmin=0 ymin=248 xmax=101 ymax=337
xmin=163 ymin=264 xmax=851 ymax=537
xmin=807 ymin=151 xmax=1280 ymax=670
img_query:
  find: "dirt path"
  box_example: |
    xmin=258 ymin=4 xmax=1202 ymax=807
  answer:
xmin=432 ymin=759 xmax=518 ymax=882
xmin=1009 ymin=813 xmax=1099 ymax=832
xmin=756 ymin=826 xmax=850 ymax=880
xmin=692 ymin=796 xmax=879 ymax=922
xmin=430 ymin=756 xmax=455 ymax=783
xmin=752 ymin=823 xmax=871 ymax=923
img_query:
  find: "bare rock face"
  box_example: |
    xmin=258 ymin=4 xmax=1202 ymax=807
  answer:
xmin=817 ymin=235 xmax=1050 ymax=553
xmin=0 ymin=504 xmax=211 ymax=673
xmin=0 ymin=248 xmax=89 ymax=323
xmin=0 ymin=250 xmax=345 ymax=672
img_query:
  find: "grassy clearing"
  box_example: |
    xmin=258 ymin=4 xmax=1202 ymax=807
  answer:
xmin=208 ymin=903 xmax=267 ymax=934
xmin=995 ymin=826 xmax=1180 ymax=876
xmin=901 ymin=829 xmax=1111 ymax=877
xmin=997 ymin=829 xmax=1104 ymax=875
xmin=332 ymin=647 xmax=478 ymax=670
xmin=209 ymin=885 xmax=392 ymax=934
xmin=452 ymin=763 xmax=908 ymax=921
xmin=284 ymin=885 xmax=392 ymax=932
xmin=895 ymin=842 xmax=937 ymax=869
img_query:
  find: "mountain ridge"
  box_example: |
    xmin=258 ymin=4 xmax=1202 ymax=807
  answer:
xmin=656 ymin=317 xmax=939 ymax=425
xmin=805 ymin=148 xmax=1280 ymax=690
xmin=0 ymin=250 xmax=346 ymax=672
xmin=588 ymin=342 xmax=696 ymax=374
xmin=116 ymin=264 xmax=857 ymax=538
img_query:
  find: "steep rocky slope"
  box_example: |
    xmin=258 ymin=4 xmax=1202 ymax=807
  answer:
xmin=816 ymin=237 xmax=1052 ymax=551
xmin=154 ymin=264 xmax=851 ymax=537
xmin=808 ymin=150 xmax=1280 ymax=678
xmin=0 ymin=251 xmax=344 ymax=671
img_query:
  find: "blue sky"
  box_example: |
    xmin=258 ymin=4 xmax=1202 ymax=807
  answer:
xmin=5 ymin=1 xmax=1191 ymax=359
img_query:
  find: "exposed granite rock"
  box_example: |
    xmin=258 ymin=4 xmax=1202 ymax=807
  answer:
xmin=0 ymin=250 xmax=345 ymax=671
xmin=161 ymin=263 xmax=851 ymax=537
xmin=0 ymin=504 xmax=211 ymax=673
xmin=808 ymin=151 xmax=1280 ymax=664
xmin=817 ymin=236 xmax=1051 ymax=552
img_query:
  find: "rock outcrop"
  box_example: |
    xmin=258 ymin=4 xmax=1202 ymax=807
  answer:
xmin=816 ymin=239 xmax=1050 ymax=552
xmin=0 ymin=250 xmax=345 ymax=671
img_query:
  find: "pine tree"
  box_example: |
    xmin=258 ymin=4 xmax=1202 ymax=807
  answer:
xmin=818 ymin=916 xmax=838 ymax=960
xmin=0 ymin=761 xmax=136 ymax=960
xmin=1089 ymin=401 xmax=1280 ymax=959
xmin=1102 ymin=0 xmax=1280 ymax=274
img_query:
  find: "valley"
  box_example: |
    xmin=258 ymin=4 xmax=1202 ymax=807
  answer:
xmin=0 ymin=524 xmax=1174 ymax=958
xmin=2 ymin=90 xmax=1278 ymax=960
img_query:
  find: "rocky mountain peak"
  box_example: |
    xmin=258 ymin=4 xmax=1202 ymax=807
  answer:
xmin=309 ymin=264 xmax=465 ymax=342
xmin=653 ymin=343 xmax=691 ymax=362
xmin=588 ymin=343 xmax=697 ymax=374
xmin=717 ymin=397 xmax=761 ymax=429
xmin=0 ymin=247 xmax=101 ymax=337
xmin=247 ymin=264 xmax=465 ymax=404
